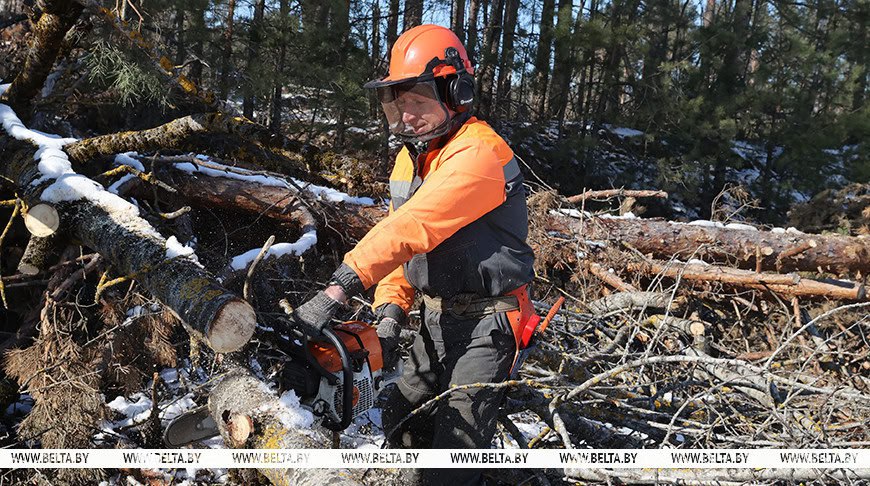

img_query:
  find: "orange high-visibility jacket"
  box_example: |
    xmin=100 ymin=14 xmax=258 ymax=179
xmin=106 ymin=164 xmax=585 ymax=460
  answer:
xmin=343 ymin=117 xmax=535 ymax=314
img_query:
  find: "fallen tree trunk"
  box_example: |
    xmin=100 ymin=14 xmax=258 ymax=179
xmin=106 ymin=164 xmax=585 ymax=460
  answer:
xmin=64 ymin=113 xmax=307 ymax=176
xmin=623 ymin=260 xmax=866 ymax=300
xmin=0 ymin=135 xmax=255 ymax=353
xmin=208 ymin=369 xmax=362 ymax=485
xmin=557 ymin=214 xmax=870 ymax=277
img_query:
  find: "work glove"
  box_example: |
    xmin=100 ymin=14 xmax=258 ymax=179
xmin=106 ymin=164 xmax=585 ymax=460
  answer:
xmin=292 ymin=291 xmax=342 ymax=338
xmin=375 ymin=303 xmax=407 ymax=371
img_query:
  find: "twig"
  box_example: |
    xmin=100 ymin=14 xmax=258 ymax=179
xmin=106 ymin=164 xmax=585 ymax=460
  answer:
xmin=244 ymin=235 xmax=275 ymax=302
xmin=0 ymin=200 xmax=21 ymax=308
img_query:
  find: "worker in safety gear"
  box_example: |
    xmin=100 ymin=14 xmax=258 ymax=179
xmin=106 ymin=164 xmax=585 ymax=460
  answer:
xmin=291 ymin=24 xmax=535 ymax=485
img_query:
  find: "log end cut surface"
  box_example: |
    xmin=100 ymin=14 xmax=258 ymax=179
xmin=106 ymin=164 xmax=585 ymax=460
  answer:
xmin=207 ymin=299 xmax=256 ymax=352
xmin=23 ymin=204 xmax=59 ymax=237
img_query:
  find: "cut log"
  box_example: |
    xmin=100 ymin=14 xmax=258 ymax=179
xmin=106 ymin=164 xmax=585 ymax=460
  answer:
xmin=556 ymin=214 xmax=870 ymax=277
xmin=208 ymin=369 xmax=362 ymax=485
xmin=22 ymin=203 xmax=60 ymax=237
xmin=0 ymin=135 xmax=255 ymax=353
xmin=17 ymin=234 xmax=60 ymax=275
xmin=149 ymin=159 xmax=317 ymax=231
xmin=624 ymin=260 xmax=865 ymax=301
xmin=65 ymin=201 xmax=255 ymax=352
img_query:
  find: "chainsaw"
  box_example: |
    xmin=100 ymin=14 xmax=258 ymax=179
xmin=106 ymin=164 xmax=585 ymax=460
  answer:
xmin=163 ymin=321 xmax=401 ymax=446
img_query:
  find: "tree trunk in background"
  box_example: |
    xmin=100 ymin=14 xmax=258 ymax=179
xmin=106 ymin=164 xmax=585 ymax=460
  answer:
xmin=495 ymin=0 xmax=519 ymax=117
xmin=218 ymin=0 xmax=236 ymax=102
xmin=386 ymin=0 xmax=400 ymax=58
xmin=452 ymin=0 xmax=466 ymax=42
xmin=174 ymin=4 xmax=186 ymax=67
xmin=533 ymin=0 xmax=555 ymax=118
xmin=850 ymin=0 xmax=868 ymax=112
xmin=476 ymin=0 xmax=504 ymax=118
xmin=370 ymin=2 xmax=382 ymax=117
xmin=404 ymin=0 xmax=423 ymax=30
xmin=548 ymin=0 xmax=573 ymax=121
xmin=638 ymin=0 xmax=670 ymax=122
xmin=467 ymin=0 xmax=481 ymax=60
xmin=242 ymin=0 xmax=266 ymax=119
xmin=703 ymin=0 xmax=715 ymax=26
xmin=188 ymin=4 xmax=207 ymax=86
xmin=270 ymin=0 xmax=289 ymax=133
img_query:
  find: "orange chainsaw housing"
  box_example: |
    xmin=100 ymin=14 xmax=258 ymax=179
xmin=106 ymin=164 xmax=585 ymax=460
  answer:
xmin=308 ymin=321 xmax=384 ymax=373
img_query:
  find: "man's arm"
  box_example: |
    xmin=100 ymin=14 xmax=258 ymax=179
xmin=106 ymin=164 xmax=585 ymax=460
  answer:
xmin=341 ymin=142 xmax=508 ymax=289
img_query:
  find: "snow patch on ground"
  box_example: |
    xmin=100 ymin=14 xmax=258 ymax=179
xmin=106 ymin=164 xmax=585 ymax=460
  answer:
xmin=603 ymin=124 xmax=644 ymax=138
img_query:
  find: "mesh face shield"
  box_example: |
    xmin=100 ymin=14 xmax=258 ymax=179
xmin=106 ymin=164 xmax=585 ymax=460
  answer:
xmin=375 ymin=81 xmax=451 ymax=142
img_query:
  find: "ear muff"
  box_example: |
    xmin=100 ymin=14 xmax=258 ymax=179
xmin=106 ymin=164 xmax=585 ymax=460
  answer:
xmin=448 ymin=73 xmax=475 ymax=112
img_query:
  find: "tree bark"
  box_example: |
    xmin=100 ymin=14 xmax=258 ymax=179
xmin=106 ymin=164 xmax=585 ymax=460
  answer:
xmin=174 ymin=4 xmax=186 ymax=67
xmin=208 ymin=369 xmax=363 ymax=485
xmin=270 ymin=0 xmax=289 ymax=133
xmin=242 ymin=0 xmax=266 ymax=119
xmin=452 ymin=0 xmax=467 ymax=42
xmin=0 ymin=136 xmax=256 ymax=353
xmin=17 ymin=234 xmax=60 ymax=275
xmin=386 ymin=0 xmax=400 ymax=57
xmin=623 ymin=259 xmax=865 ymax=300
xmin=533 ymin=0 xmax=555 ymax=117
xmin=218 ymin=0 xmax=237 ymax=102
xmin=403 ymin=0 xmax=423 ymax=30
xmin=547 ymin=0 xmax=574 ymax=121
xmin=64 ymin=113 xmax=307 ymax=176
xmin=557 ymin=215 xmax=870 ymax=277
xmin=466 ymin=0 xmax=481 ymax=60
xmin=0 ymin=0 xmax=83 ymax=120
xmin=476 ymin=0 xmax=504 ymax=118
xmin=494 ymin=0 xmax=519 ymax=116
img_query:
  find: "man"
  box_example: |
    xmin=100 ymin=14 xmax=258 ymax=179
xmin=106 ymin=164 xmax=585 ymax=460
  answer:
xmin=292 ymin=24 xmax=536 ymax=485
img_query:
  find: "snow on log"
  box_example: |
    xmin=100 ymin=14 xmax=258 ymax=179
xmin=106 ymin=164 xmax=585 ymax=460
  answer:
xmin=556 ymin=213 xmax=870 ymax=277
xmin=208 ymin=369 xmax=362 ymax=485
xmin=0 ymin=119 xmax=255 ymax=353
xmin=64 ymin=113 xmax=307 ymax=175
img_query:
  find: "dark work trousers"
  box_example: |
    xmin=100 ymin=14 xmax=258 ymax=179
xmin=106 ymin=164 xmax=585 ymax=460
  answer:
xmin=381 ymin=303 xmax=516 ymax=486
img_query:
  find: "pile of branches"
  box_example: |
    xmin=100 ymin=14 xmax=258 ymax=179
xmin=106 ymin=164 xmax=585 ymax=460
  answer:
xmin=1 ymin=2 xmax=870 ymax=486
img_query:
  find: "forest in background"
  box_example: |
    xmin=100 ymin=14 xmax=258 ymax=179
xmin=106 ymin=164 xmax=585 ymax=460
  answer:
xmin=2 ymin=0 xmax=869 ymax=224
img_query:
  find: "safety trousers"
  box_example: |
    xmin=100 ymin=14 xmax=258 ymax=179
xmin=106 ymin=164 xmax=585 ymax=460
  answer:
xmin=381 ymin=303 xmax=516 ymax=486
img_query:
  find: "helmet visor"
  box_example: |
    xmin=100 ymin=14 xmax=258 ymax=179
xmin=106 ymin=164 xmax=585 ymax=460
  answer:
xmin=375 ymin=81 xmax=449 ymax=141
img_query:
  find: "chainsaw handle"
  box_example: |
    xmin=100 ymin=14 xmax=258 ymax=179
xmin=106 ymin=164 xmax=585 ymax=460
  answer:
xmin=321 ymin=327 xmax=354 ymax=431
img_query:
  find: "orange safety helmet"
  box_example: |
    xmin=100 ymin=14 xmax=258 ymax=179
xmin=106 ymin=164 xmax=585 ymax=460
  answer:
xmin=365 ymin=25 xmax=476 ymax=142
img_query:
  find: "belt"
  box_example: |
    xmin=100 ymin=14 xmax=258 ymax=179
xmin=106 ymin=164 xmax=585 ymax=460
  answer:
xmin=422 ymin=293 xmax=520 ymax=318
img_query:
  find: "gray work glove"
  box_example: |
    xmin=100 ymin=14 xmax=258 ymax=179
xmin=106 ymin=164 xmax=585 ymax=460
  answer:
xmin=375 ymin=303 xmax=406 ymax=371
xmin=293 ymin=291 xmax=342 ymax=337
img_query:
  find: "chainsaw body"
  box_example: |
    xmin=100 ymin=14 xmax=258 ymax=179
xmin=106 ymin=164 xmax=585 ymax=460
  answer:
xmin=280 ymin=321 xmax=399 ymax=429
xmin=163 ymin=321 xmax=400 ymax=446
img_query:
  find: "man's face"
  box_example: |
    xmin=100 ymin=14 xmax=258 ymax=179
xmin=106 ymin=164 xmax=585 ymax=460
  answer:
xmin=377 ymin=81 xmax=453 ymax=141
xmin=397 ymin=86 xmax=447 ymax=135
